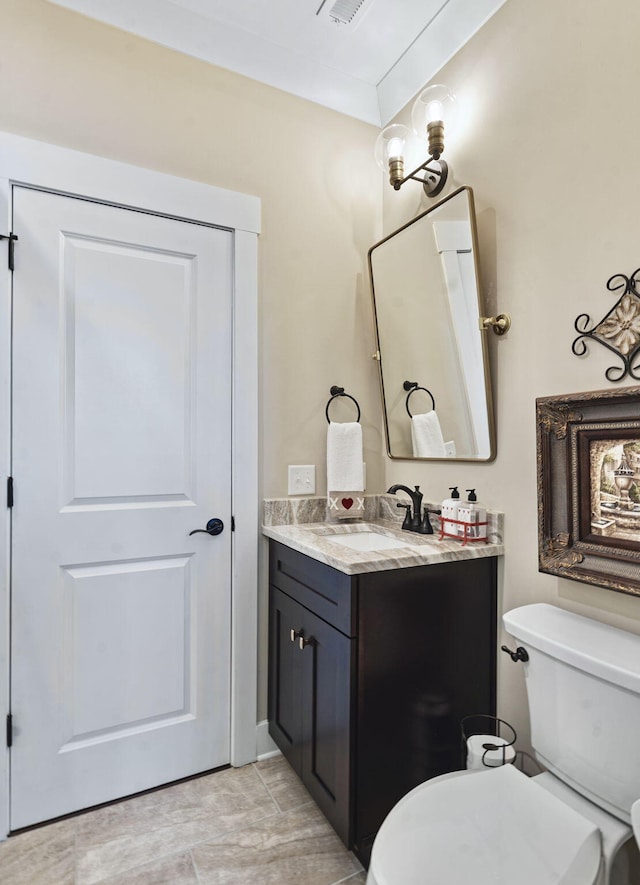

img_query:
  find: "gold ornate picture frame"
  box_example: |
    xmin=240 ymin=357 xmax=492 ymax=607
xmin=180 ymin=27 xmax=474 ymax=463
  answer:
xmin=537 ymin=386 xmax=640 ymax=596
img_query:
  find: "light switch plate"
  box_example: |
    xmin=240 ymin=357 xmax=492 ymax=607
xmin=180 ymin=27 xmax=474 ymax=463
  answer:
xmin=288 ymin=465 xmax=316 ymax=495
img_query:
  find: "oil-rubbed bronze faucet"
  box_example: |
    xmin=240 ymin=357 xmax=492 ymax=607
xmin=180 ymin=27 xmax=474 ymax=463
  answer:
xmin=387 ymin=484 xmax=441 ymax=534
xmin=387 ymin=485 xmax=440 ymax=535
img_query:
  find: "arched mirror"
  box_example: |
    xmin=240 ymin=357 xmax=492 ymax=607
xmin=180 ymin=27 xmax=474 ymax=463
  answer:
xmin=368 ymin=186 xmax=495 ymax=461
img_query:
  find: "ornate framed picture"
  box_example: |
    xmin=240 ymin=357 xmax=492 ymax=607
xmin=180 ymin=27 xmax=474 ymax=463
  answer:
xmin=537 ymin=386 xmax=640 ymax=596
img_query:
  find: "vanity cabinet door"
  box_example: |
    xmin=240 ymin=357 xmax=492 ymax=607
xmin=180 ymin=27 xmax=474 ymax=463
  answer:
xmin=268 ymin=587 xmax=304 ymax=775
xmin=299 ymin=604 xmax=352 ymax=845
xmin=268 ymin=584 xmax=353 ymax=846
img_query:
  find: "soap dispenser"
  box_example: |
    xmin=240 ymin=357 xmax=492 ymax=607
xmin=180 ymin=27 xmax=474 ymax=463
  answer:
xmin=458 ymin=489 xmax=488 ymax=541
xmin=441 ymin=487 xmax=461 ymax=537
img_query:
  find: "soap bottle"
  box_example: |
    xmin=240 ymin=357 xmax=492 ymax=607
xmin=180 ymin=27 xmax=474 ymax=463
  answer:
xmin=441 ymin=487 xmax=461 ymax=537
xmin=458 ymin=489 xmax=487 ymax=541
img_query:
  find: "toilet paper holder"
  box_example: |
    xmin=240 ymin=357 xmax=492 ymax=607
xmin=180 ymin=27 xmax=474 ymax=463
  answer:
xmin=461 ymin=714 xmax=517 ymax=770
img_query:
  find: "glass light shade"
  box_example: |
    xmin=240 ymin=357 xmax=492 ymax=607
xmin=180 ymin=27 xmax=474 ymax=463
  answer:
xmin=374 ymin=124 xmax=410 ymax=170
xmin=411 ymin=84 xmax=456 ymax=135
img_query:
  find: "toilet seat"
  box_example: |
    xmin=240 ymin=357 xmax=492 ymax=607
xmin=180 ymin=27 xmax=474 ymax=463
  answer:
xmin=368 ymin=764 xmax=602 ymax=885
xmin=632 ymin=798 xmax=640 ymax=846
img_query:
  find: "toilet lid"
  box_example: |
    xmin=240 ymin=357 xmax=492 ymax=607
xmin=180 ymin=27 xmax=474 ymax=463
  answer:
xmin=370 ymin=765 xmax=601 ymax=885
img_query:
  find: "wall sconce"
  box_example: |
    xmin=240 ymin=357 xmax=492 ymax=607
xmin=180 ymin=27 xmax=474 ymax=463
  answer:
xmin=375 ymin=84 xmax=456 ymax=197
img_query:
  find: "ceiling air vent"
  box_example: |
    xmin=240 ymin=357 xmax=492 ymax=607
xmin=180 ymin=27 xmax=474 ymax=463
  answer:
xmin=316 ymin=0 xmax=376 ymax=29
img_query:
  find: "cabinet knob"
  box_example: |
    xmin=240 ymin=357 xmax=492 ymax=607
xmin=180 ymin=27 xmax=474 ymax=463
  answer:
xmin=299 ymin=635 xmax=316 ymax=651
xmin=290 ymin=628 xmax=303 ymax=643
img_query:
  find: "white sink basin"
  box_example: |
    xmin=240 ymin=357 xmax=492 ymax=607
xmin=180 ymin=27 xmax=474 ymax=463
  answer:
xmin=325 ymin=530 xmax=414 ymax=552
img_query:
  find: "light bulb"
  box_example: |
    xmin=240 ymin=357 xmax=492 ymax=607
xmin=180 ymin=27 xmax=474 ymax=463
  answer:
xmin=425 ymin=99 xmax=444 ymax=124
xmin=386 ymin=137 xmax=404 ymax=160
xmin=411 ymin=84 xmax=456 ymax=159
xmin=374 ymin=124 xmax=410 ymax=189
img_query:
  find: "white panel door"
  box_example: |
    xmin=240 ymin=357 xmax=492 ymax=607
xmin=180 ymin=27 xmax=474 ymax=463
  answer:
xmin=10 ymin=187 xmax=233 ymax=829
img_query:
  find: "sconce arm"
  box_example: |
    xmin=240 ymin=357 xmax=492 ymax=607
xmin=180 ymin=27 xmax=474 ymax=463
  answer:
xmin=393 ymin=159 xmax=448 ymax=198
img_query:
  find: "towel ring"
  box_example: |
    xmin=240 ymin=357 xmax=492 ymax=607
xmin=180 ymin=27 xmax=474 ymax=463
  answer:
xmin=404 ymin=380 xmax=436 ymax=418
xmin=326 ymin=385 xmax=361 ymax=423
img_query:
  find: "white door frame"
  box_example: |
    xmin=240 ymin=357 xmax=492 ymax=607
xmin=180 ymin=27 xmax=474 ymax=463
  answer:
xmin=0 ymin=132 xmax=261 ymax=838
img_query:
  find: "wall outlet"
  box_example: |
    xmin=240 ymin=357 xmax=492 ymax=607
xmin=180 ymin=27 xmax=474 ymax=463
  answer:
xmin=288 ymin=465 xmax=316 ymax=495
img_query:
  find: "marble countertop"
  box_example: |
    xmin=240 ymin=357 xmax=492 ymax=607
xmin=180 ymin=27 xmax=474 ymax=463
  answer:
xmin=263 ymin=517 xmax=504 ymax=576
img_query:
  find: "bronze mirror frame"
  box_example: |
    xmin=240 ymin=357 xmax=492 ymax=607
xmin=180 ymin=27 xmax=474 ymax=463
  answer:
xmin=368 ymin=186 xmax=496 ymax=462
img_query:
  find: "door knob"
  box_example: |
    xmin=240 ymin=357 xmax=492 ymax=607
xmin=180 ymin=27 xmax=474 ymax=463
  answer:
xmin=189 ymin=518 xmax=224 ymax=537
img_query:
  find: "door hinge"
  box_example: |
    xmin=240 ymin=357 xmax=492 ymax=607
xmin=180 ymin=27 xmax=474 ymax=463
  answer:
xmin=231 ymin=515 xmax=235 ymax=531
xmin=7 ymin=476 xmax=13 ymax=508
xmin=6 ymin=713 xmax=12 ymax=748
xmin=0 ymin=233 xmax=18 ymax=271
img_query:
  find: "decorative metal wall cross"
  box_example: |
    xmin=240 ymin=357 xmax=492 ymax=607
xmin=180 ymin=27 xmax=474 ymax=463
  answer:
xmin=572 ymin=269 xmax=640 ymax=381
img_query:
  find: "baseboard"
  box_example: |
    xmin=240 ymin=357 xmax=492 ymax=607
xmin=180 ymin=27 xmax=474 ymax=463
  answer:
xmin=256 ymin=719 xmax=280 ymax=761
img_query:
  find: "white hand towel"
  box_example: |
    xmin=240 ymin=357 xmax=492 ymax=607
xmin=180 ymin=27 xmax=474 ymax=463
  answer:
xmin=411 ymin=411 xmax=446 ymax=458
xmin=327 ymin=421 xmax=364 ymax=491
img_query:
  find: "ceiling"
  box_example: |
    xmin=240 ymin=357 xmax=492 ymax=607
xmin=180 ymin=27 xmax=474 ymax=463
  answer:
xmin=48 ymin=0 xmax=506 ymax=126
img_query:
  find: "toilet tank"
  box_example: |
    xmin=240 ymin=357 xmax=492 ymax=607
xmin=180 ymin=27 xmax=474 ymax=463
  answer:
xmin=503 ymin=603 xmax=640 ymax=824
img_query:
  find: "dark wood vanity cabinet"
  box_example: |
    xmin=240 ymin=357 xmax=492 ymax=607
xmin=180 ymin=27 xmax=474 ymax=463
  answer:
xmin=268 ymin=539 xmax=497 ymax=866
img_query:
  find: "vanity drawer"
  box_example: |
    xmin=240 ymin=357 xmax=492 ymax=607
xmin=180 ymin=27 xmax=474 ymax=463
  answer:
xmin=269 ymin=540 xmax=355 ymax=636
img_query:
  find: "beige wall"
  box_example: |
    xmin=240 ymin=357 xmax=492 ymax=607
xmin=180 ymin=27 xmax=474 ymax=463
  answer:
xmin=383 ymin=0 xmax=640 ymax=743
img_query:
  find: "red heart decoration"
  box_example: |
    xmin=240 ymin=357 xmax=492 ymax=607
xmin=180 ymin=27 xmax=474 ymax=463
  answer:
xmin=342 ymin=497 xmax=354 ymax=510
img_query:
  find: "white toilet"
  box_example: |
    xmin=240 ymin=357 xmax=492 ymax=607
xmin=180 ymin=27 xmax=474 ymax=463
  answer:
xmin=366 ymin=603 xmax=640 ymax=885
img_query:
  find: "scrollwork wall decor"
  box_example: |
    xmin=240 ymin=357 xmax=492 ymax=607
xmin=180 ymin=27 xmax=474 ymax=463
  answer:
xmin=572 ymin=269 xmax=640 ymax=381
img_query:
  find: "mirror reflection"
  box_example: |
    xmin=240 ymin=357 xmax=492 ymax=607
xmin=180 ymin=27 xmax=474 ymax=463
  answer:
xmin=368 ymin=186 xmax=495 ymax=461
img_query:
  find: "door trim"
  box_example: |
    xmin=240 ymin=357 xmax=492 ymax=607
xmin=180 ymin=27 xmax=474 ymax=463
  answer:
xmin=0 ymin=132 xmax=261 ymax=838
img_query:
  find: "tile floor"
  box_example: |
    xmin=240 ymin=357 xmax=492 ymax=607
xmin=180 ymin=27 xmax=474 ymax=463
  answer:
xmin=0 ymin=755 xmax=366 ymax=885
